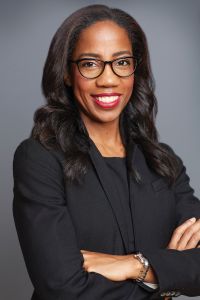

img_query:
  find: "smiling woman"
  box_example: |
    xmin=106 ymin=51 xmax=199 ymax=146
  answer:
xmin=64 ymin=20 xmax=135 ymax=131
xmin=12 ymin=4 xmax=200 ymax=300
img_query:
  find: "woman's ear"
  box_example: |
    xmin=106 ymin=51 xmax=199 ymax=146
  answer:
xmin=64 ymin=73 xmax=72 ymax=87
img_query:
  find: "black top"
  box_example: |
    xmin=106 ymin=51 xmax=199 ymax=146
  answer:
xmin=103 ymin=157 xmax=135 ymax=251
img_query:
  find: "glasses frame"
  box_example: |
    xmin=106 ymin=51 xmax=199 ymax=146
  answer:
xmin=69 ymin=56 xmax=137 ymax=79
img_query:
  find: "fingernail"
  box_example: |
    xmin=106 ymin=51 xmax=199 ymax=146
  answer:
xmin=189 ymin=217 xmax=196 ymax=222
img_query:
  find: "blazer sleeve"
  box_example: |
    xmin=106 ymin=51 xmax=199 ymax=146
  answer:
xmin=12 ymin=138 xmax=135 ymax=300
xmin=142 ymin=143 xmax=200 ymax=299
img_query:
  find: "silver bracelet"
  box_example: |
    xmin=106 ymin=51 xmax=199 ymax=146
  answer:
xmin=133 ymin=252 xmax=150 ymax=282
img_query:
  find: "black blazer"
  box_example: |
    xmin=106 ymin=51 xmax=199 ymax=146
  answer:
xmin=13 ymin=137 xmax=200 ymax=300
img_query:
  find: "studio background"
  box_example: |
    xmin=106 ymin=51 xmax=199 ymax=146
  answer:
xmin=0 ymin=0 xmax=199 ymax=299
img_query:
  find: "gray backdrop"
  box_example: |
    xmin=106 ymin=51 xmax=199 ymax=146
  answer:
xmin=1 ymin=0 xmax=200 ymax=299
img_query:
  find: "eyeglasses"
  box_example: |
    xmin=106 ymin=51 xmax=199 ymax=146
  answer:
xmin=69 ymin=56 xmax=137 ymax=79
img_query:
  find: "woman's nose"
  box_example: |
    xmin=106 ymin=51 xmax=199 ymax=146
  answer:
xmin=95 ymin=63 xmax=120 ymax=87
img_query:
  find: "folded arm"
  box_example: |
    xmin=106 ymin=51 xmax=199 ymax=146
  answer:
xmin=142 ymin=144 xmax=200 ymax=299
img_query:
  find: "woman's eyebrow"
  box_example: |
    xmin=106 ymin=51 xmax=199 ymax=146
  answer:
xmin=78 ymin=50 xmax=132 ymax=59
xmin=78 ymin=53 xmax=100 ymax=59
xmin=112 ymin=50 xmax=132 ymax=57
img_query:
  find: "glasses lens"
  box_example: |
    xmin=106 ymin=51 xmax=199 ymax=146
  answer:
xmin=112 ymin=57 xmax=136 ymax=77
xmin=78 ymin=59 xmax=103 ymax=78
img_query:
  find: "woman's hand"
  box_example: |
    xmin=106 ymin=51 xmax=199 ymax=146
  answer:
xmin=80 ymin=250 xmax=140 ymax=281
xmin=167 ymin=217 xmax=200 ymax=250
xmin=80 ymin=250 xmax=158 ymax=284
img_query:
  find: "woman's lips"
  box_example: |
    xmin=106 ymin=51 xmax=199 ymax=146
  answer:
xmin=91 ymin=94 xmax=121 ymax=109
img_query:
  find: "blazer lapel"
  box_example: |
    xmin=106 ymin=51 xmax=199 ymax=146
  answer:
xmin=89 ymin=142 xmax=128 ymax=251
xmin=88 ymin=138 xmax=138 ymax=253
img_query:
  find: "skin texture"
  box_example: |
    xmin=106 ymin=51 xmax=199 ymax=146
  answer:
xmin=65 ymin=20 xmax=200 ymax=287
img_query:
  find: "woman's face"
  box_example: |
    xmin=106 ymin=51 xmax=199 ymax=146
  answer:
xmin=66 ymin=20 xmax=134 ymax=125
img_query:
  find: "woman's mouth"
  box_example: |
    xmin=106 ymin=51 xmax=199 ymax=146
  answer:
xmin=91 ymin=94 xmax=121 ymax=109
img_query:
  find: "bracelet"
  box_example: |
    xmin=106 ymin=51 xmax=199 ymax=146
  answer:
xmin=133 ymin=252 xmax=150 ymax=282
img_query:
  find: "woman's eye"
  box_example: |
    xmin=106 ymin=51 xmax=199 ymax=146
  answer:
xmin=80 ymin=61 xmax=97 ymax=68
xmin=117 ymin=59 xmax=130 ymax=66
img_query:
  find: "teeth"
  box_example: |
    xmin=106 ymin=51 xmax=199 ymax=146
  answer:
xmin=95 ymin=96 xmax=119 ymax=103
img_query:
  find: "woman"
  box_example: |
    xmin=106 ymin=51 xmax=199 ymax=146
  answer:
xmin=13 ymin=4 xmax=200 ymax=300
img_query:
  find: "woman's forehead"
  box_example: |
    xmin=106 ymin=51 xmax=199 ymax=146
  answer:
xmin=72 ymin=20 xmax=132 ymax=58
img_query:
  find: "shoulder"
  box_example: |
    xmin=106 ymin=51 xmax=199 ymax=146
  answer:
xmin=159 ymin=142 xmax=182 ymax=164
xmin=159 ymin=142 xmax=185 ymax=179
xmin=136 ymin=141 xmax=180 ymax=160
xmin=13 ymin=137 xmax=64 ymax=173
xmin=137 ymin=141 xmax=184 ymax=178
xmin=14 ymin=137 xmax=49 ymax=157
xmin=159 ymin=142 xmax=176 ymax=154
xmin=13 ymin=138 xmax=66 ymax=201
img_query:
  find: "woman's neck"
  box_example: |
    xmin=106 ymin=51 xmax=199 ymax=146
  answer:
xmin=81 ymin=115 xmax=126 ymax=157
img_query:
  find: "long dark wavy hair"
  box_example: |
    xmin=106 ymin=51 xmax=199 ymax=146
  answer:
xmin=31 ymin=4 xmax=180 ymax=185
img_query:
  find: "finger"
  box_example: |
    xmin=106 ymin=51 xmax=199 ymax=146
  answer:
xmin=186 ymin=220 xmax=200 ymax=249
xmin=186 ymin=231 xmax=200 ymax=250
xmin=167 ymin=217 xmax=196 ymax=249
xmin=177 ymin=219 xmax=200 ymax=250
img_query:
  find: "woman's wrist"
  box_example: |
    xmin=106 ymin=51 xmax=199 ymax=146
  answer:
xmin=125 ymin=254 xmax=142 ymax=280
xmin=125 ymin=254 xmax=158 ymax=284
xmin=133 ymin=252 xmax=150 ymax=282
